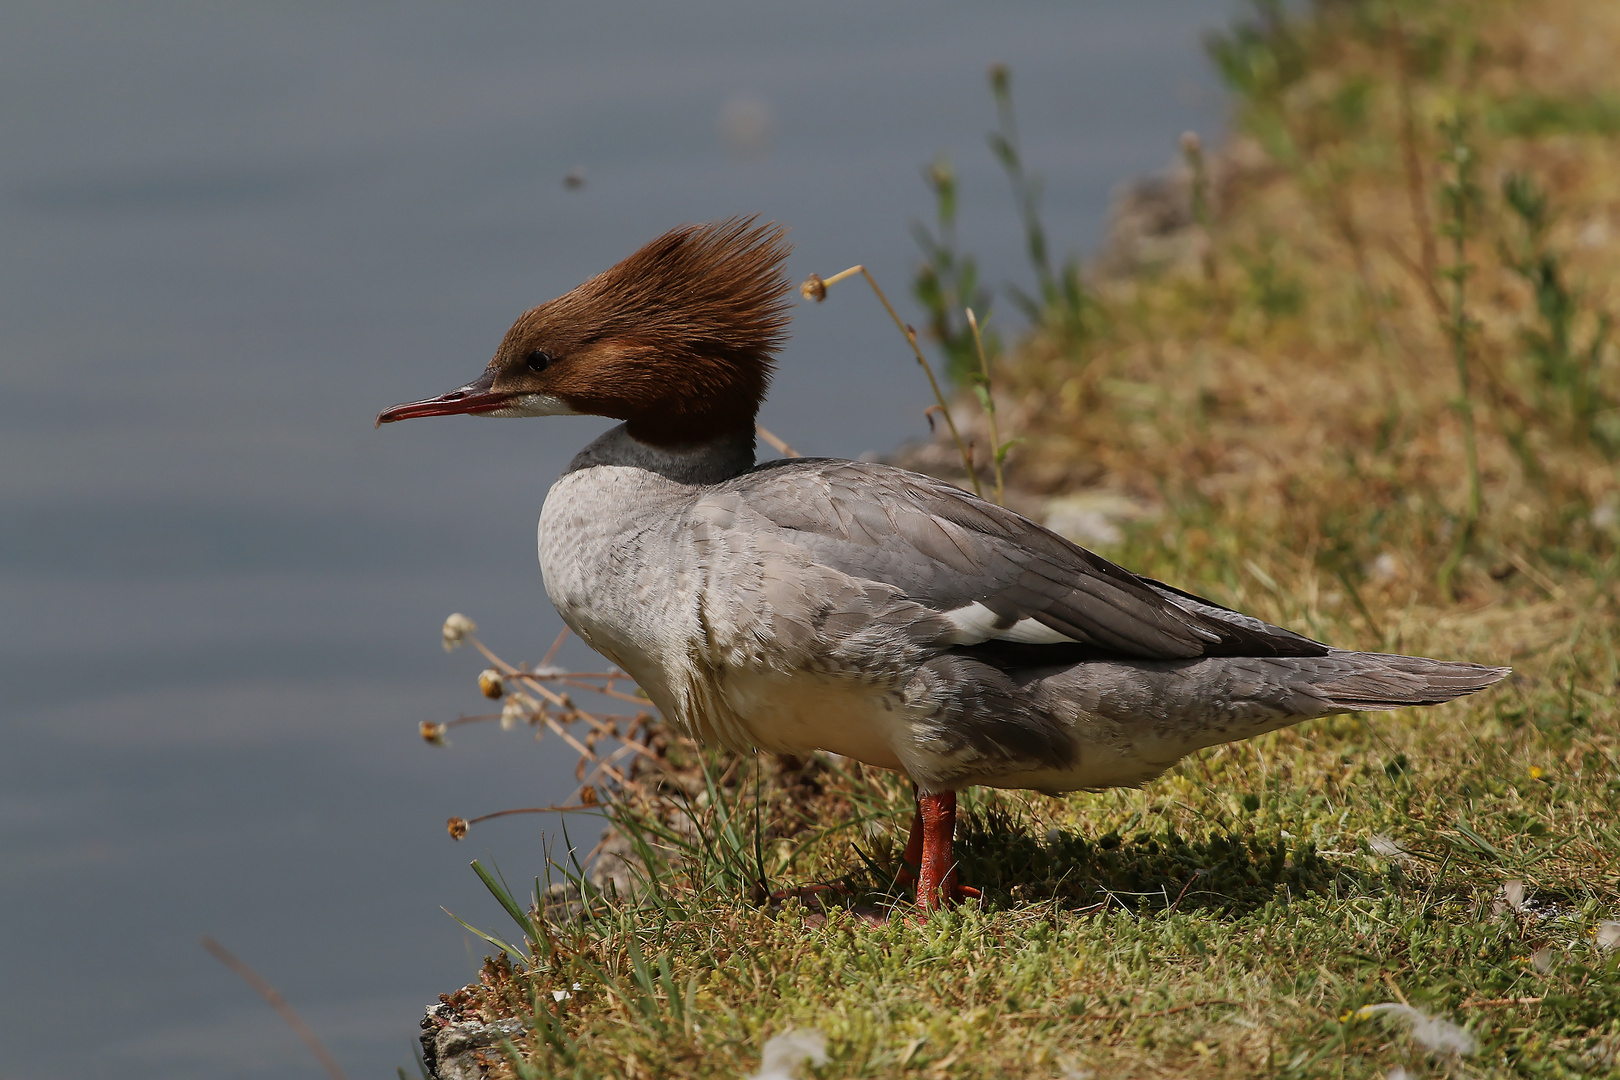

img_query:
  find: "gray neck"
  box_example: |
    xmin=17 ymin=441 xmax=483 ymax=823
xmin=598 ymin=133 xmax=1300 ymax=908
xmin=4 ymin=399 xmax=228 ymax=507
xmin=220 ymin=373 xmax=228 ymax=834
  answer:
xmin=565 ymin=422 xmax=756 ymax=485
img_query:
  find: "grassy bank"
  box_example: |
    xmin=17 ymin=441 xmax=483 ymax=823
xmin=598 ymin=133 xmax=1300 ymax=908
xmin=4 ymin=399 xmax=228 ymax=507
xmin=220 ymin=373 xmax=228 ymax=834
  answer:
xmin=422 ymin=1 xmax=1620 ymax=1076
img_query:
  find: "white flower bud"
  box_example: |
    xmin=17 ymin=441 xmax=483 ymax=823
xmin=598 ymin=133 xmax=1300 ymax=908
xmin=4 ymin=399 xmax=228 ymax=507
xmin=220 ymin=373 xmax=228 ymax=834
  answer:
xmin=501 ymin=692 xmax=538 ymax=731
xmin=441 ymin=613 xmax=477 ymax=651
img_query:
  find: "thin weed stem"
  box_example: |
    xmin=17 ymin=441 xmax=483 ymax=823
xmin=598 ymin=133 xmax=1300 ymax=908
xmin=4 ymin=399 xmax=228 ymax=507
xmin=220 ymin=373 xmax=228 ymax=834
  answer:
xmin=803 ymin=265 xmax=982 ymax=496
xmin=1435 ymin=115 xmax=1483 ymax=601
xmin=1180 ymin=131 xmax=1217 ymax=285
xmin=1392 ymin=15 xmax=1442 ymax=318
xmin=202 ymin=936 xmax=350 ymax=1080
xmin=967 ymin=308 xmax=1006 ymax=505
xmin=755 ymin=423 xmax=802 ymax=458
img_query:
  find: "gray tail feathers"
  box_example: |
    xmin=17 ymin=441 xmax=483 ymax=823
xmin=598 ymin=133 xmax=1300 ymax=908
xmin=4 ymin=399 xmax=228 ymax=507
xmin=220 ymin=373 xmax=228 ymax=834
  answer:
xmin=1312 ymin=651 xmax=1510 ymax=711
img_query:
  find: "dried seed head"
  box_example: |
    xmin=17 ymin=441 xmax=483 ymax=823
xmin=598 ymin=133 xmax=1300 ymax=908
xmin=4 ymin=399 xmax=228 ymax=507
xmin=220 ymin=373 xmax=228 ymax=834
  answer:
xmin=478 ymin=669 xmax=505 ymax=699
xmin=420 ymin=721 xmax=448 ymax=746
xmin=501 ymin=692 xmax=539 ymax=731
xmin=442 ymin=613 xmax=477 ymax=651
xmin=447 ymin=817 xmax=469 ymax=840
xmin=579 ymin=785 xmax=599 ymax=806
xmin=799 ymin=273 xmax=827 ymax=302
xmin=1180 ymin=130 xmax=1203 ymax=158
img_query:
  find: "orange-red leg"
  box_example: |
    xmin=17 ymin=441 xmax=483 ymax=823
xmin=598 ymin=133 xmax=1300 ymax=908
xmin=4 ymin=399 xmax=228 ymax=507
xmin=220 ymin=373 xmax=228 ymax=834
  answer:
xmin=916 ymin=791 xmax=957 ymax=911
xmin=896 ymin=808 xmax=924 ymax=887
xmin=914 ymin=790 xmax=979 ymax=912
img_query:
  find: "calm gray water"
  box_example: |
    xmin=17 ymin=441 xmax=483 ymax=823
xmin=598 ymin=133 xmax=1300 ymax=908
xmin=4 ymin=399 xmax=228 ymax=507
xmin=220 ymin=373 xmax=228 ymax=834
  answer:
xmin=1 ymin=3 xmax=1236 ymax=1076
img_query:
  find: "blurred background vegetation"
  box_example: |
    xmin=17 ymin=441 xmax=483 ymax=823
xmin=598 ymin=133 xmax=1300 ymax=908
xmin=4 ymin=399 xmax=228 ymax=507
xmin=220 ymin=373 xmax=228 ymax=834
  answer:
xmin=911 ymin=0 xmax=1618 ymax=620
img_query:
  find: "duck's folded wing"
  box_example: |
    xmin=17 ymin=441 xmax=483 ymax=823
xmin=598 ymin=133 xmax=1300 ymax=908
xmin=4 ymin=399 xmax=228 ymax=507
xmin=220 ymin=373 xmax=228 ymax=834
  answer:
xmin=706 ymin=458 xmax=1327 ymax=662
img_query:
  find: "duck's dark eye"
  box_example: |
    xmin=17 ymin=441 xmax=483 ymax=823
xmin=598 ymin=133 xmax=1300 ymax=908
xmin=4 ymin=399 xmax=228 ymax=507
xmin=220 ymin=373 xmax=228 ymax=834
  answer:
xmin=526 ymin=349 xmax=552 ymax=373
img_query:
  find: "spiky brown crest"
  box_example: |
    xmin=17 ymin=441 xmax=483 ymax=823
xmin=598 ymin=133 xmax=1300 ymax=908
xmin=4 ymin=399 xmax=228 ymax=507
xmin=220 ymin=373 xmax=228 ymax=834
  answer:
xmin=488 ymin=217 xmax=791 ymax=446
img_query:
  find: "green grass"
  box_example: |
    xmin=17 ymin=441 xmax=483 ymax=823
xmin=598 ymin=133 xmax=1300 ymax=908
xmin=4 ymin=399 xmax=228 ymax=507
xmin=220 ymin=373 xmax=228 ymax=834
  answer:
xmin=423 ymin=0 xmax=1620 ymax=1075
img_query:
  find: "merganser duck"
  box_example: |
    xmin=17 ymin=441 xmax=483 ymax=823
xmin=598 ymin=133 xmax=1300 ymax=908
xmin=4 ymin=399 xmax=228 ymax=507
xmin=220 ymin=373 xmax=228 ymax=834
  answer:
xmin=378 ymin=218 xmax=1508 ymax=912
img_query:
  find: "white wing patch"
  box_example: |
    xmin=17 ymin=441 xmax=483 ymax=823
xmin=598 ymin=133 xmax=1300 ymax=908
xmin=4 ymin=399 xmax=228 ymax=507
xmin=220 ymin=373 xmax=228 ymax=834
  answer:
xmin=942 ymin=601 xmax=1079 ymax=646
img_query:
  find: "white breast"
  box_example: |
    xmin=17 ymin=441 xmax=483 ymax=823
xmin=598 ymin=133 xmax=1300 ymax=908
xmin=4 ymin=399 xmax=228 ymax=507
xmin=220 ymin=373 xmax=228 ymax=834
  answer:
xmin=537 ymin=464 xmax=708 ymax=729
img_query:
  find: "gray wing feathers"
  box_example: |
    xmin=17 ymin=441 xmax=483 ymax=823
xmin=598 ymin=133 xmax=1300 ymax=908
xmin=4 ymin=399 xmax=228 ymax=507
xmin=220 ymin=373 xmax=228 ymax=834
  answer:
xmin=690 ymin=496 xmax=947 ymax=673
xmin=1142 ymin=577 xmax=1322 ymax=649
xmin=719 ymin=460 xmax=1321 ymax=661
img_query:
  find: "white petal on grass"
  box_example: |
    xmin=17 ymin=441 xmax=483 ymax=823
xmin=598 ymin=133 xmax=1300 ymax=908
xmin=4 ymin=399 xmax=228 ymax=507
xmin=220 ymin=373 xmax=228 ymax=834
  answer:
xmin=1369 ymin=834 xmax=1410 ymax=860
xmin=1355 ymin=1003 xmax=1475 ymax=1056
xmin=1597 ymin=921 xmax=1620 ymax=951
xmin=749 ymin=1029 xmax=828 ymax=1080
xmin=1494 ymin=880 xmax=1526 ymax=915
xmin=442 ymin=612 xmax=477 ymax=651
